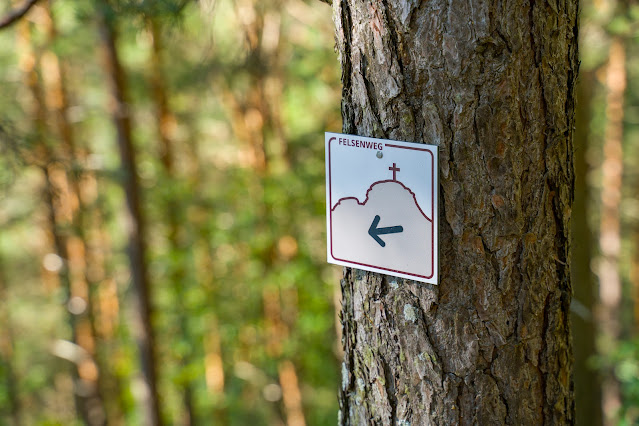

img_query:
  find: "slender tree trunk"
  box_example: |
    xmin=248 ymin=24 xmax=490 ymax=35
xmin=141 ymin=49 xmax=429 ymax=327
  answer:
xmin=230 ymin=3 xmax=306 ymax=424
xmin=89 ymin=197 xmax=129 ymax=425
xmin=17 ymin=17 xmax=104 ymax=425
xmin=278 ymin=360 xmax=306 ymax=426
xmin=96 ymin=5 xmax=162 ymax=425
xmin=597 ymin=36 xmax=626 ymax=425
xmin=0 ymin=253 xmax=22 ymax=426
xmin=147 ymin=19 xmax=196 ymax=426
xmin=40 ymin=5 xmax=109 ymax=424
xmin=633 ymin=223 xmax=639 ymax=334
xmin=571 ymin=71 xmax=603 ymax=426
xmin=333 ymin=0 xmax=577 ymax=423
xmin=185 ymin=133 xmax=228 ymax=425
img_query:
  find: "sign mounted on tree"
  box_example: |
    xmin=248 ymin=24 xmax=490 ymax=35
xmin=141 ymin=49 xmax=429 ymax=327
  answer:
xmin=325 ymin=132 xmax=438 ymax=284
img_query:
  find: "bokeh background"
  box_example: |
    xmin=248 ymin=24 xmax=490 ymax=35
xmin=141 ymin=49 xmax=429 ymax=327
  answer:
xmin=0 ymin=0 xmax=637 ymax=425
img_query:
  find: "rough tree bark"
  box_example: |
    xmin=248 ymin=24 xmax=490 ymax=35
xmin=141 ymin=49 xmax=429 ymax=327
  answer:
xmin=332 ymin=0 xmax=577 ymax=424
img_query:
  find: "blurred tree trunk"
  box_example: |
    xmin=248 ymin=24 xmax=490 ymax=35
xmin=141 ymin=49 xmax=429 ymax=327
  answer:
xmin=571 ymin=70 xmax=603 ymax=426
xmin=332 ymin=0 xmax=577 ymax=423
xmin=40 ymin=8 xmax=125 ymax=420
xmin=82 ymin=174 xmax=131 ymax=424
xmin=597 ymin=36 xmax=626 ymax=424
xmin=96 ymin=4 xmax=162 ymax=425
xmin=633 ymin=223 xmax=639 ymax=333
xmin=147 ymin=18 xmax=196 ymax=426
xmin=229 ymin=2 xmax=305 ymax=425
xmin=40 ymin=5 xmax=109 ymax=425
xmin=17 ymin=17 xmax=106 ymax=426
xmin=185 ymin=119 xmax=228 ymax=425
xmin=0 ymin=253 xmax=22 ymax=426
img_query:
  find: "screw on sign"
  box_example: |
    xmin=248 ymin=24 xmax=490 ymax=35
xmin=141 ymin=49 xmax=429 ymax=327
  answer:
xmin=325 ymin=132 xmax=439 ymax=284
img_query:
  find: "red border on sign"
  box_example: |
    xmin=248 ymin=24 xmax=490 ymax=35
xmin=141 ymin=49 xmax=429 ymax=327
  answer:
xmin=328 ymin=138 xmax=435 ymax=280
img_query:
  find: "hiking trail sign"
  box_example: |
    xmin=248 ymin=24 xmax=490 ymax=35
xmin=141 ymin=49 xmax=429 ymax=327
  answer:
xmin=325 ymin=132 xmax=438 ymax=284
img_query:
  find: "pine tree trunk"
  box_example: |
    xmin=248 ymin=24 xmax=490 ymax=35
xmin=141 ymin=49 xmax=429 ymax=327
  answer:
xmin=147 ymin=19 xmax=197 ymax=426
xmin=17 ymin=17 xmax=107 ymax=425
xmin=571 ymin=71 xmax=602 ymax=426
xmin=0 ymin=254 xmax=22 ymax=426
xmin=96 ymin=5 xmax=162 ymax=425
xmin=597 ymin=36 xmax=625 ymax=425
xmin=333 ymin=0 xmax=577 ymax=424
xmin=41 ymin=6 xmax=108 ymax=424
xmin=186 ymin=123 xmax=229 ymax=425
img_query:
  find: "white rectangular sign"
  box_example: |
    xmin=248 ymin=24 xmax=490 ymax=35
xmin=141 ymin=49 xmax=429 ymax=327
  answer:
xmin=325 ymin=132 xmax=438 ymax=284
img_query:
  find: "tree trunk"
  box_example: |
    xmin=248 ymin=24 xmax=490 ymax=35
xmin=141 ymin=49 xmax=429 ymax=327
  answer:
xmin=96 ymin=4 xmax=163 ymax=425
xmin=17 ymin=16 xmax=107 ymax=425
xmin=185 ymin=116 xmax=229 ymax=425
xmin=228 ymin=3 xmax=306 ymax=424
xmin=332 ymin=0 xmax=577 ymax=424
xmin=597 ymin=36 xmax=625 ymax=425
xmin=571 ymin=71 xmax=602 ymax=426
xmin=0 ymin=253 xmax=22 ymax=426
xmin=40 ymin=5 xmax=108 ymax=424
xmin=147 ymin=18 xmax=197 ymax=426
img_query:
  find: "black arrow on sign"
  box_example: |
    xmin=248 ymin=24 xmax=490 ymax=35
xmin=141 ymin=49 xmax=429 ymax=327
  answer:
xmin=368 ymin=215 xmax=403 ymax=247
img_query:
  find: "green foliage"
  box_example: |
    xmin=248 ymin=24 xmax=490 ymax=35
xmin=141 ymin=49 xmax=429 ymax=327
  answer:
xmin=0 ymin=0 xmax=341 ymax=424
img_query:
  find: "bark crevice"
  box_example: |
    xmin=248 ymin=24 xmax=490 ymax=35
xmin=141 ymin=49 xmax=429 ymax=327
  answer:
xmin=334 ymin=0 xmax=577 ymax=422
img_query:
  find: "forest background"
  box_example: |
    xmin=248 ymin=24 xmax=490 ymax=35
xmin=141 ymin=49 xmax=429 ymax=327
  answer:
xmin=0 ymin=0 xmax=637 ymax=425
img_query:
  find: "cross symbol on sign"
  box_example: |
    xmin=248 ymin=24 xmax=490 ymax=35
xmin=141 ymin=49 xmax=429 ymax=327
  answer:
xmin=389 ymin=163 xmax=400 ymax=181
